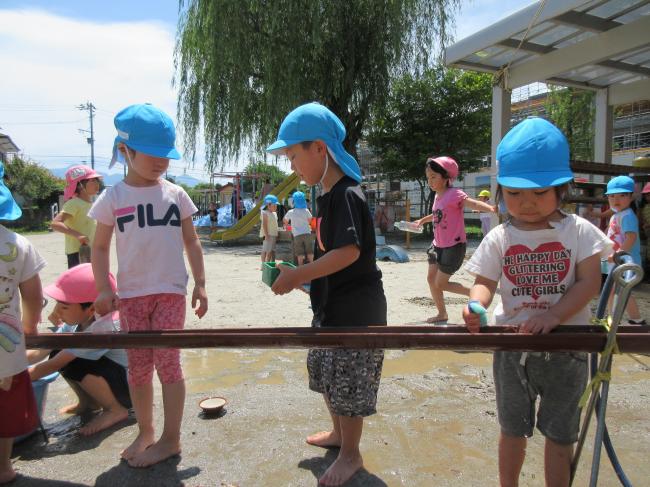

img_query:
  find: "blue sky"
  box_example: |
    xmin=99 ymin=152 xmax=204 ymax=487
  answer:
xmin=0 ymin=0 xmax=531 ymax=182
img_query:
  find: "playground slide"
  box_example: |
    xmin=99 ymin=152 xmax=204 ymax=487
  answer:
xmin=211 ymin=173 xmax=301 ymax=242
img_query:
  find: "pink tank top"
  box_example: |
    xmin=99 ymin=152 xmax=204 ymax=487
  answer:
xmin=432 ymin=187 xmax=468 ymax=248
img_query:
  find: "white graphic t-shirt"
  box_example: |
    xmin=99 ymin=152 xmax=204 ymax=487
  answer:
xmin=89 ymin=179 xmax=198 ymax=298
xmin=465 ymin=214 xmax=612 ymax=326
xmin=0 ymin=226 xmax=46 ymax=379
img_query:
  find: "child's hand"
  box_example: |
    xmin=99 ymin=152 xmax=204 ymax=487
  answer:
xmin=491 ymin=205 xmax=497 ymax=213
xmin=192 ymin=285 xmax=208 ymax=318
xmin=518 ymin=311 xmax=560 ymax=334
xmin=48 ymin=303 xmax=63 ymax=326
xmin=94 ymin=289 xmax=119 ymax=316
xmin=271 ymin=264 xmax=299 ymax=295
xmin=77 ymin=235 xmax=90 ymax=245
xmin=462 ymin=305 xmax=482 ymax=334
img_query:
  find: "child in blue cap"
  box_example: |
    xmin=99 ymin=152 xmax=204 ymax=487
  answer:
xmin=462 ymin=117 xmax=612 ymax=485
xmin=603 ymin=175 xmax=644 ymax=324
xmin=283 ymin=191 xmax=314 ymax=265
xmin=260 ymin=194 xmax=279 ymax=265
xmin=90 ymin=103 xmax=208 ymax=468
xmin=268 ymin=102 xmax=386 ymax=486
xmin=0 ymin=162 xmax=45 ymax=484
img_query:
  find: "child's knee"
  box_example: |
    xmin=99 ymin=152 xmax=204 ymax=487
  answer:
xmin=128 ymin=368 xmax=154 ymax=386
xmin=154 ymin=350 xmax=182 ymax=384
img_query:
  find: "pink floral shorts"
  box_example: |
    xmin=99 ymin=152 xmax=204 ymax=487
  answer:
xmin=120 ymin=293 xmax=186 ymax=386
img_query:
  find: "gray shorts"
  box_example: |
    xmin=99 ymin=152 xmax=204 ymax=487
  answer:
xmin=262 ymin=236 xmax=277 ymax=253
xmin=307 ymin=348 xmax=384 ymax=417
xmin=427 ymin=242 xmax=466 ymax=275
xmin=494 ymin=351 xmax=588 ymax=444
xmin=292 ymin=233 xmax=313 ymax=257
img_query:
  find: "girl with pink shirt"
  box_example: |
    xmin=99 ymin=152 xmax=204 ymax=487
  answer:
xmin=91 ymin=103 xmax=208 ymax=469
xmin=414 ymin=157 xmax=495 ymax=323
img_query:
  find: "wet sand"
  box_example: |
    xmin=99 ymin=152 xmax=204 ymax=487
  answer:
xmin=10 ymin=231 xmax=650 ymax=486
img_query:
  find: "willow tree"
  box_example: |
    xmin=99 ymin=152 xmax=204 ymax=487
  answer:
xmin=174 ymin=0 xmax=460 ymax=171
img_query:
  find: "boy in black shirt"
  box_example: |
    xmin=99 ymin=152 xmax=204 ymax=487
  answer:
xmin=268 ymin=102 xmax=386 ymax=487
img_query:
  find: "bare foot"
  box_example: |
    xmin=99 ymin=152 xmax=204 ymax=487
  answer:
xmin=0 ymin=467 xmax=17 ymax=484
xmin=120 ymin=432 xmax=155 ymax=461
xmin=426 ymin=314 xmax=448 ymax=324
xmin=306 ymin=430 xmax=341 ymax=448
xmin=80 ymin=408 xmax=129 ymax=436
xmin=128 ymin=439 xmax=181 ymax=468
xmin=319 ymin=454 xmax=363 ymax=486
xmin=60 ymin=403 xmax=95 ymax=415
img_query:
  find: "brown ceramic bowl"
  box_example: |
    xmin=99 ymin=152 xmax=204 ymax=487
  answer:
xmin=199 ymin=396 xmax=227 ymax=415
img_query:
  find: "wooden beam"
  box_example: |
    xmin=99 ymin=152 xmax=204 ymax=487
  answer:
xmin=25 ymin=326 xmax=650 ymax=353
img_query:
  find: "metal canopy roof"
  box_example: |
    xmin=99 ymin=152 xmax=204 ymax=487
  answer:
xmin=0 ymin=133 xmax=20 ymax=155
xmin=445 ymin=0 xmax=650 ymax=104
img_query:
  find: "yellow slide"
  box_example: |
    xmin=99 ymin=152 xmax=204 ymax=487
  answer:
xmin=210 ymin=173 xmax=301 ymax=242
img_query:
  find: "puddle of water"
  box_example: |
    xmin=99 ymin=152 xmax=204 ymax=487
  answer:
xmin=182 ymin=349 xmax=305 ymax=393
xmin=383 ymin=350 xmax=491 ymax=377
xmin=182 ymin=349 xmax=493 ymax=394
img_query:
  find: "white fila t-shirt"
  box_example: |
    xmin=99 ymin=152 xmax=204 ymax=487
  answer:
xmin=89 ymin=179 xmax=198 ymax=299
xmin=465 ymin=214 xmax=612 ymax=326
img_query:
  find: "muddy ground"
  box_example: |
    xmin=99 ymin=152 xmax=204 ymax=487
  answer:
xmin=9 ymin=231 xmax=650 ymax=486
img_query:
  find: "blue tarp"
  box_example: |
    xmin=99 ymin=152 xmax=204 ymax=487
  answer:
xmin=193 ymin=199 xmax=255 ymax=227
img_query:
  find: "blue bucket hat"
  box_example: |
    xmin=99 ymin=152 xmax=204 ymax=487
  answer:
xmin=266 ymin=102 xmax=362 ymax=183
xmin=605 ymin=175 xmax=635 ymax=195
xmin=0 ymin=162 xmax=22 ymax=221
xmin=497 ymin=117 xmax=573 ymax=189
xmin=110 ymin=103 xmax=181 ymax=168
xmin=291 ymin=191 xmax=307 ymax=209
xmin=262 ymin=194 xmax=278 ymax=209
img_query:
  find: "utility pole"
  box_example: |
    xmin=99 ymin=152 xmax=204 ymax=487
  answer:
xmin=78 ymin=102 xmax=96 ymax=169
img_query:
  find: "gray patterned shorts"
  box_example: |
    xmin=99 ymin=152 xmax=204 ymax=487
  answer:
xmin=307 ymin=348 xmax=384 ymax=417
xmin=494 ymin=351 xmax=588 ymax=444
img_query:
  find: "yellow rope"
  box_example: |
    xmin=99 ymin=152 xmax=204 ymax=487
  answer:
xmin=579 ymin=317 xmax=620 ymax=408
xmin=493 ymin=0 xmax=548 ymax=90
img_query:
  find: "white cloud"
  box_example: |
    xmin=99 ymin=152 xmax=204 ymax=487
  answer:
xmin=0 ymin=9 xmax=212 ymax=178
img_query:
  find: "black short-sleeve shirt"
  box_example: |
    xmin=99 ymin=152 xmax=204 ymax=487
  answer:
xmin=310 ymin=176 xmax=387 ymax=327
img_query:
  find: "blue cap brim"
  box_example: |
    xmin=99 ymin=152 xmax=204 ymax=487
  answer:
xmin=110 ymin=137 xmax=181 ymax=168
xmin=605 ymin=188 xmax=633 ymax=195
xmin=266 ymin=139 xmax=292 ymax=155
xmin=267 ymin=133 xmax=362 ymax=183
xmin=497 ymin=172 xmax=573 ymax=189
xmin=0 ymin=185 xmax=22 ymax=221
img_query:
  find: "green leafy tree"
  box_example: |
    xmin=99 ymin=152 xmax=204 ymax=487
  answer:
xmin=545 ymin=86 xmax=595 ymax=161
xmin=4 ymin=156 xmax=63 ymax=208
xmin=243 ymin=162 xmax=288 ymax=195
xmin=367 ymin=66 xmax=492 ymax=214
xmin=175 ymin=0 xmax=460 ymax=170
xmin=194 ymin=182 xmax=223 ymax=191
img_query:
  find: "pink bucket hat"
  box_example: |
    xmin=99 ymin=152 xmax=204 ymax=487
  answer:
xmin=44 ymin=263 xmax=116 ymax=304
xmin=64 ymin=165 xmax=101 ymax=201
xmin=642 ymin=182 xmax=650 ymax=194
xmin=427 ymin=156 xmax=459 ymax=181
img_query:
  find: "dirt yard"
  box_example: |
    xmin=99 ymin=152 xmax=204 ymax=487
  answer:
xmin=8 ymin=231 xmax=650 ymax=486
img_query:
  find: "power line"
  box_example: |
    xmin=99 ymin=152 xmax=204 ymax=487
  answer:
xmin=0 ymin=118 xmax=86 ymax=125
